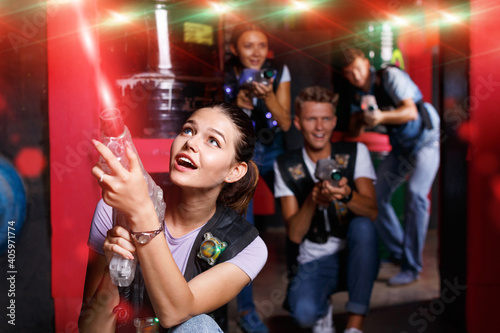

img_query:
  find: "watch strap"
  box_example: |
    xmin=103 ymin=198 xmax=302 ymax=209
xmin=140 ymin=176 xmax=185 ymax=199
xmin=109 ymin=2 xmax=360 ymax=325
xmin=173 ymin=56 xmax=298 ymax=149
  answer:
xmin=130 ymin=226 xmax=164 ymax=244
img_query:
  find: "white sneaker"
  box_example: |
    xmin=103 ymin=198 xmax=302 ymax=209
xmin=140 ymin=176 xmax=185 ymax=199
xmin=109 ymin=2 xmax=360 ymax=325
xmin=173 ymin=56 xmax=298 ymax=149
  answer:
xmin=344 ymin=328 xmax=363 ymax=333
xmin=312 ymin=303 xmax=335 ymax=333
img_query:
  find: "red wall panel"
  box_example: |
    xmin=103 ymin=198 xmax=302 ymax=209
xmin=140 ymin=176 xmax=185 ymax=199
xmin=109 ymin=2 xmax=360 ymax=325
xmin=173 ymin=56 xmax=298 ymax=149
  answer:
xmin=47 ymin=2 xmax=101 ymax=331
xmin=467 ymin=0 xmax=500 ymax=331
xmin=397 ymin=10 xmax=436 ymax=104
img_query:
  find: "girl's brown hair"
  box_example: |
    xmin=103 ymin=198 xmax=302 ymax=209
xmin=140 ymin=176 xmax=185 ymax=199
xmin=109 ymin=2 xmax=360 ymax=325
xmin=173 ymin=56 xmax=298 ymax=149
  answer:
xmin=206 ymin=102 xmax=259 ymax=215
xmin=229 ymin=22 xmax=269 ymax=49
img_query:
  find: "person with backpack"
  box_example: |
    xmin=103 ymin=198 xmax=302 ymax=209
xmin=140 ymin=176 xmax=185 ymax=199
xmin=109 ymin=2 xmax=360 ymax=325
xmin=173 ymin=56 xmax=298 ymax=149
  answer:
xmin=339 ymin=48 xmax=441 ymax=286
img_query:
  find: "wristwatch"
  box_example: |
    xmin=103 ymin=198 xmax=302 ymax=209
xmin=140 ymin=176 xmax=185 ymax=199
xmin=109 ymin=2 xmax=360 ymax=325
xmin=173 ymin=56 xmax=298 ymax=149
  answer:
xmin=339 ymin=188 xmax=353 ymax=204
xmin=130 ymin=226 xmax=164 ymax=245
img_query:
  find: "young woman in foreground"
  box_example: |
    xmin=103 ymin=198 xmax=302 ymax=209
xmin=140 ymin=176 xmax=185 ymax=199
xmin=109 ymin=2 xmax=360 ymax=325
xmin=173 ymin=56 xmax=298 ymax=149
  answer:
xmin=79 ymin=102 xmax=268 ymax=332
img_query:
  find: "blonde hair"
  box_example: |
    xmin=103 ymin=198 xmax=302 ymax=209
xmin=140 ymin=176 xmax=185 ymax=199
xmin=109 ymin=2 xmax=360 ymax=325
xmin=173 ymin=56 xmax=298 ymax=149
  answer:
xmin=295 ymin=86 xmax=338 ymax=117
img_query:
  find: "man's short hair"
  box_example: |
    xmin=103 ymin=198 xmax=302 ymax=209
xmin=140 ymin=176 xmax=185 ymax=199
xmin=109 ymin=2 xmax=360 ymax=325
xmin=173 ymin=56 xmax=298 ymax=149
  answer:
xmin=295 ymin=86 xmax=338 ymax=117
xmin=338 ymin=48 xmax=366 ymax=69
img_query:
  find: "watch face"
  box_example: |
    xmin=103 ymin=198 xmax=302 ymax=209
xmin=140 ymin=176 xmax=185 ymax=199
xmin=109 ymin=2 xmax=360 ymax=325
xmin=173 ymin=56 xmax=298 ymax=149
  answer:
xmin=131 ymin=227 xmax=163 ymax=245
xmin=136 ymin=234 xmax=151 ymax=244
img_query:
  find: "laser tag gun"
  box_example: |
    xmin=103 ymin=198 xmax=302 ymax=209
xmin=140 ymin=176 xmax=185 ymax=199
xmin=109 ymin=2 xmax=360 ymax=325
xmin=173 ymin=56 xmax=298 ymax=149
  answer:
xmin=99 ymin=108 xmax=166 ymax=287
xmin=239 ymin=68 xmax=277 ymax=90
xmin=360 ymin=94 xmax=378 ymax=114
xmin=315 ymin=159 xmax=349 ymax=218
xmin=315 ymin=159 xmax=343 ymax=187
xmin=360 ymin=94 xmax=389 ymax=134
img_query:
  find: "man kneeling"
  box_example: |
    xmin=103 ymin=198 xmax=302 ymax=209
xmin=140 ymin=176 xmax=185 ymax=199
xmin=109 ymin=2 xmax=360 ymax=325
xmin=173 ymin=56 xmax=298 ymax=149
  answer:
xmin=274 ymin=86 xmax=379 ymax=333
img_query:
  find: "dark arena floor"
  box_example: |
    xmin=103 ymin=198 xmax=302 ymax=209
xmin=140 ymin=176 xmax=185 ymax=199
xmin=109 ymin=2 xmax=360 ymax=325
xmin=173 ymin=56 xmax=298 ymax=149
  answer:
xmin=227 ymin=227 xmax=460 ymax=333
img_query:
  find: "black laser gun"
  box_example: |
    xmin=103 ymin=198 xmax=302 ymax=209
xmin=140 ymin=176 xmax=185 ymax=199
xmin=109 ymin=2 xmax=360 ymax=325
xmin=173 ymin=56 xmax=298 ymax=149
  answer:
xmin=239 ymin=68 xmax=277 ymax=90
xmin=360 ymin=94 xmax=378 ymax=113
xmin=315 ymin=159 xmax=343 ymax=187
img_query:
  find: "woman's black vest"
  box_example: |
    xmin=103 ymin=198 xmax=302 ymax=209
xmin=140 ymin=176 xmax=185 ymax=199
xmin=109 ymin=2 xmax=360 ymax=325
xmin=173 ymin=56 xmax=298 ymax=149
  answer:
xmin=114 ymin=203 xmax=258 ymax=333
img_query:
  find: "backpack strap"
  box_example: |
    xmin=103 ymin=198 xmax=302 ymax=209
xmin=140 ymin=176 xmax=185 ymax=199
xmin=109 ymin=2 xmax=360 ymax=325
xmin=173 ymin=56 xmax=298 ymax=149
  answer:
xmin=375 ymin=66 xmax=433 ymax=130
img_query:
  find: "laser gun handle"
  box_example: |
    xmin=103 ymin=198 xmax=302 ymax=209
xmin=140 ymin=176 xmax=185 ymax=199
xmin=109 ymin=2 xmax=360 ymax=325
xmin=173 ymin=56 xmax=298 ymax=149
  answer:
xmin=99 ymin=109 xmax=166 ymax=287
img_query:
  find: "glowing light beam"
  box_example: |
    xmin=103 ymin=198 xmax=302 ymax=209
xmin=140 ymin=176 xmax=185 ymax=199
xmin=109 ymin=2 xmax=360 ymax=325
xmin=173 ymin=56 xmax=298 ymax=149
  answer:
xmin=73 ymin=1 xmax=117 ymax=109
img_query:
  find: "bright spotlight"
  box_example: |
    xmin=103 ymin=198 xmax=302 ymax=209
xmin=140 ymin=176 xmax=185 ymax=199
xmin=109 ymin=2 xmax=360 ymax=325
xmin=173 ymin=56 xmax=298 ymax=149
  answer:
xmin=440 ymin=11 xmax=460 ymax=24
xmin=210 ymin=2 xmax=230 ymax=14
xmin=391 ymin=15 xmax=409 ymax=26
xmin=290 ymin=0 xmax=311 ymax=12
xmin=108 ymin=11 xmax=132 ymax=24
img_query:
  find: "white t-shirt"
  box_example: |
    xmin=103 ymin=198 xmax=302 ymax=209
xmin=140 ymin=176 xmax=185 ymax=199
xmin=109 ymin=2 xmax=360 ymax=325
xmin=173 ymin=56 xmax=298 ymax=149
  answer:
xmin=273 ymin=143 xmax=376 ymax=264
xmin=280 ymin=64 xmax=291 ymax=83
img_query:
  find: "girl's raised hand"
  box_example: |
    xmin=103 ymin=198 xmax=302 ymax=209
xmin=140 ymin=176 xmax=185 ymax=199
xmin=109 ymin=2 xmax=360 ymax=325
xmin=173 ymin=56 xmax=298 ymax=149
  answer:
xmin=91 ymin=139 xmax=152 ymax=219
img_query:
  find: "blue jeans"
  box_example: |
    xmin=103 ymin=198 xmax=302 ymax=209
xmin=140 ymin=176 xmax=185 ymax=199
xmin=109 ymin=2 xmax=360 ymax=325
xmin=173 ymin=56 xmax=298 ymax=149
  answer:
xmin=287 ymin=217 xmax=379 ymax=328
xmin=168 ymin=314 xmax=223 ymax=333
xmin=374 ymin=130 xmax=440 ymax=274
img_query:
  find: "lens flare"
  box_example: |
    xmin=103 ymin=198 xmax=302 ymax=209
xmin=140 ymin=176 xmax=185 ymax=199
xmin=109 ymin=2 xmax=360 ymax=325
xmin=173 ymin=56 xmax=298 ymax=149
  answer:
xmin=210 ymin=2 xmax=231 ymax=14
xmin=440 ymin=10 xmax=461 ymax=24
xmin=290 ymin=0 xmax=311 ymax=12
xmin=107 ymin=10 xmax=132 ymax=24
xmin=391 ymin=15 xmax=409 ymax=27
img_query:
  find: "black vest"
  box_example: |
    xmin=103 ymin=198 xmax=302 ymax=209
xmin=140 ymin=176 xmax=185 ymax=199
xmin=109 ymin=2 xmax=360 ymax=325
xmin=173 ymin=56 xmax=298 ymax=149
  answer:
xmin=224 ymin=58 xmax=284 ymax=142
xmin=115 ymin=203 xmax=258 ymax=333
xmin=276 ymin=142 xmax=358 ymax=243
